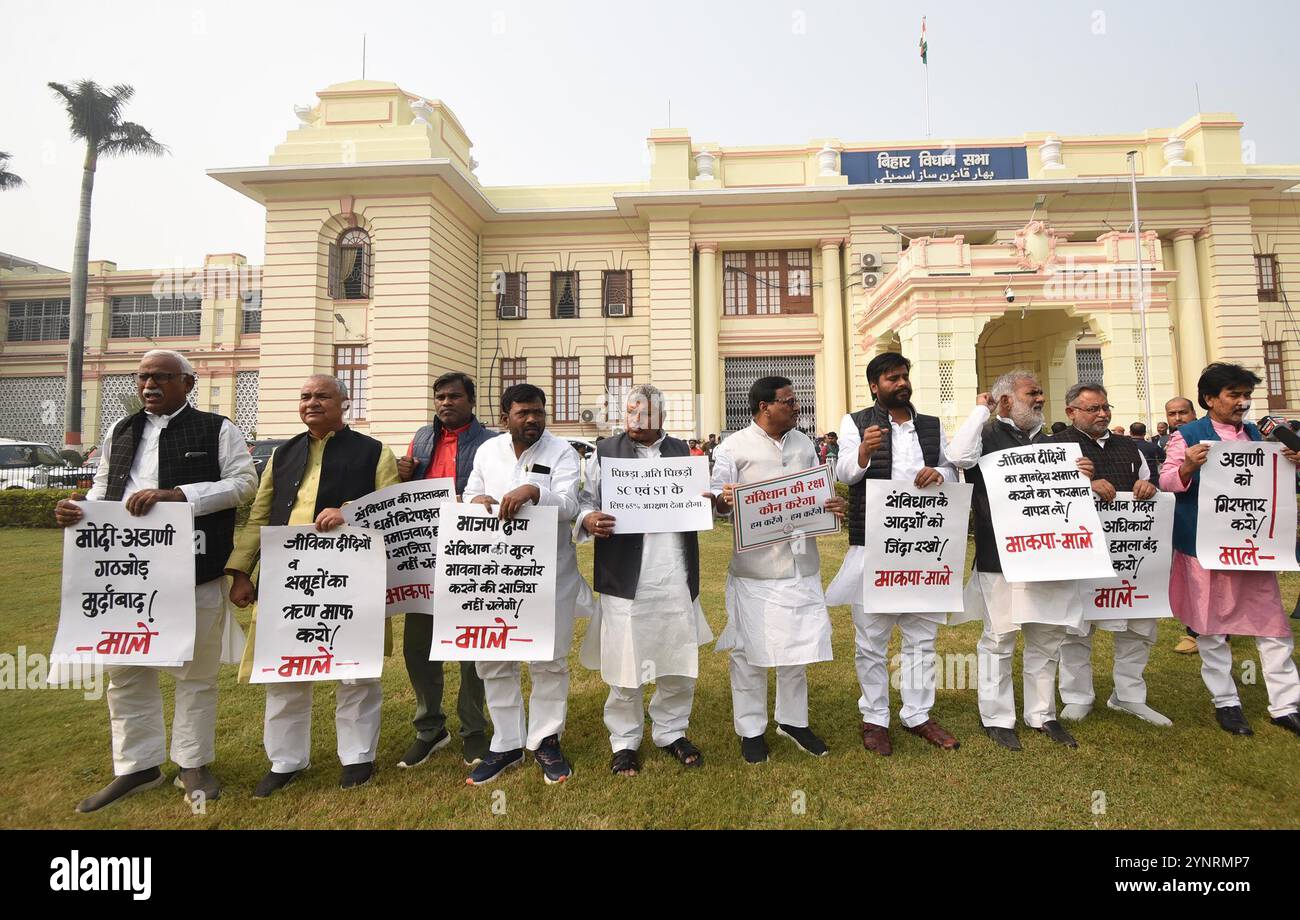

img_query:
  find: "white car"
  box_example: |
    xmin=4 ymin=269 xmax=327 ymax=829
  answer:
xmin=0 ymin=439 xmax=97 ymax=490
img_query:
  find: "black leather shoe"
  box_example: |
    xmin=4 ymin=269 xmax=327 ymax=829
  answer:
xmin=340 ymin=762 xmax=375 ymax=789
xmin=740 ymin=735 xmax=769 ymax=764
xmin=983 ymin=725 xmax=1022 ymax=751
xmin=75 ymin=767 xmax=165 ymax=813
xmin=253 ymin=769 xmax=301 ymax=798
xmin=1035 ymin=720 xmax=1078 ymax=748
xmin=1214 ymin=705 xmax=1253 ymax=736
xmin=397 ymin=729 xmax=450 ymax=768
xmin=1269 ymin=712 xmax=1300 ymax=737
xmin=173 ymin=765 xmax=221 ymax=802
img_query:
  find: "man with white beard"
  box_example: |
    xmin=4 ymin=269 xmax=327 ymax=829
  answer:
xmin=947 ymin=370 xmax=1095 ymax=751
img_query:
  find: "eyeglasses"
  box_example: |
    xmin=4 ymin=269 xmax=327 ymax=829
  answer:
xmin=1069 ymin=403 xmax=1113 ymax=414
xmin=771 ymin=397 xmax=800 ymax=408
xmin=136 ymin=372 xmax=183 ymax=384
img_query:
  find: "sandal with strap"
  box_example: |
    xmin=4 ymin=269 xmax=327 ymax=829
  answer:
xmin=659 ymin=737 xmax=703 ymax=768
xmin=610 ymin=749 xmax=640 ymax=776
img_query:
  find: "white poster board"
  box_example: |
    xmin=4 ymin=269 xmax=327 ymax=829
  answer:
xmin=1083 ymin=492 xmax=1174 ymax=620
xmin=979 ymin=442 xmax=1115 ymax=582
xmin=52 ymin=501 xmax=197 ymax=667
xmin=599 ymin=456 xmax=714 ymax=534
xmin=250 ymin=526 xmax=387 ymax=683
xmin=1196 ymin=441 xmax=1299 ymax=572
xmin=732 ymin=464 xmax=840 ymax=552
xmin=431 ymin=503 xmax=558 ymax=661
xmin=860 ymin=480 xmax=972 ymax=613
xmin=342 ymin=478 xmax=454 ymax=615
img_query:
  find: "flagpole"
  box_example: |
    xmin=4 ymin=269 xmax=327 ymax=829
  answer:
xmin=925 ymin=63 xmax=931 ymax=138
xmin=1128 ymin=150 xmax=1154 ymax=434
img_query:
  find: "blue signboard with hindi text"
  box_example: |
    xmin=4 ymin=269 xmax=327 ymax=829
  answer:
xmin=841 ymin=146 xmax=1029 ymax=185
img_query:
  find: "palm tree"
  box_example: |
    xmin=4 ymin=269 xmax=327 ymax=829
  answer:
xmin=48 ymin=81 xmax=166 ymax=448
xmin=0 ymin=151 xmax=21 ymax=190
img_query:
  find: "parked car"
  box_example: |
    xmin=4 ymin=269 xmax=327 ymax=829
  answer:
xmin=248 ymin=439 xmax=288 ymax=480
xmin=0 ymin=439 xmax=97 ymax=490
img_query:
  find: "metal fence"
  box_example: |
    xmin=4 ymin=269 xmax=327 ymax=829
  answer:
xmin=0 ymin=462 xmax=97 ymax=491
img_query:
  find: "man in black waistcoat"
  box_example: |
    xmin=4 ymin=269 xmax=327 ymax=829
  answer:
xmin=826 ymin=353 xmax=961 ymax=757
xmin=54 ymin=349 xmax=258 ymax=812
xmin=576 ymin=384 xmax=714 ymax=776
xmin=1051 ymin=384 xmax=1170 ymax=728
xmin=946 ymin=370 xmax=1095 ymax=751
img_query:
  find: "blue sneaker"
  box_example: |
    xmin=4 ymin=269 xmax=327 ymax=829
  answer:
xmin=465 ymin=748 xmax=523 ymax=786
xmin=533 ymin=735 xmax=573 ymax=784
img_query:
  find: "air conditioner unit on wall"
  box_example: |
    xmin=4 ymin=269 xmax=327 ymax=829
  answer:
xmin=579 ymin=408 xmax=599 ymax=424
xmin=862 ymin=273 xmax=880 ymax=290
xmin=860 ymin=252 xmax=883 ymax=272
xmin=605 ymin=302 xmax=629 ymax=317
xmin=498 ymin=303 xmax=520 ymax=320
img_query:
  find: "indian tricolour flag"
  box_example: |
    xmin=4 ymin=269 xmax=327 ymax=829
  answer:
xmin=919 ymin=16 xmax=928 ymax=65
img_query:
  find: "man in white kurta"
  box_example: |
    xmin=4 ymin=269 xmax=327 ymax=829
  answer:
xmin=710 ymin=376 xmax=844 ymax=764
xmin=946 ymin=371 xmax=1095 ymax=751
xmin=463 ymin=383 xmax=593 ymax=785
xmin=576 ymin=385 xmax=713 ymax=775
xmin=827 ymin=353 xmax=961 ymax=756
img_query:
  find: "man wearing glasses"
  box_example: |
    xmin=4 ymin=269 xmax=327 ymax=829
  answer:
xmin=1050 ymin=384 xmax=1169 ymax=728
xmin=54 ymin=350 xmax=258 ymax=812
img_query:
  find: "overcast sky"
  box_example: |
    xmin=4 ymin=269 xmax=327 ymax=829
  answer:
xmin=2 ymin=0 xmax=1298 ymax=271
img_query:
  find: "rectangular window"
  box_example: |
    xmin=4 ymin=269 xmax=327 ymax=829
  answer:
xmin=722 ymin=250 xmax=814 ymax=315
xmin=605 ymin=355 xmax=633 ymax=422
xmin=1256 ymin=254 xmax=1280 ymax=302
xmin=110 ymin=295 xmax=202 ymax=338
xmin=602 ymin=270 xmax=631 ymax=317
xmin=497 ymin=271 xmax=526 ymax=319
xmin=500 ymin=356 xmax=527 ymax=394
xmin=334 ymin=345 xmax=369 ymax=422
xmin=553 ymin=357 xmax=579 ymax=422
xmin=5 ymin=298 xmax=70 ymax=342
xmin=1076 ymin=347 xmax=1104 ymax=387
xmin=551 ymin=271 xmax=579 ymax=319
xmin=1264 ymin=341 xmax=1286 ymax=408
xmin=241 ymin=289 xmax=262 ymax=334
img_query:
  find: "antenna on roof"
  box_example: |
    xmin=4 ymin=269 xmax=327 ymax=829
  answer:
xmin=362 ymin=34 xmax=367 ymax=80
xmin=667 ymin=98 xmax=672 ymax=126
xmin=1194 ymin=81 xmax=1202 ymax=113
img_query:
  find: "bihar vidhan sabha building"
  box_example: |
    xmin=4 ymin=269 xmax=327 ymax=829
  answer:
xmin=3 ymin=79 xmax=1299 ymax=449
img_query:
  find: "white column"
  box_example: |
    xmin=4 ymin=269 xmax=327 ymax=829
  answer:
xmin=696 ymin=242 xmax=721 ymax=436
xmin=1170 ymin=229 xmax=1209 ymax=398
xmin=820 ymin=238 xmax=848 ymax=427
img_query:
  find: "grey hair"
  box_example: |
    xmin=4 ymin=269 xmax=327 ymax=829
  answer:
xmin=990 ymin=369 xmax=1038 ymax=403
xmin=1064 ymin=382 xmax=1107 ymax=406
xmin=626 ymin=383 xmax=665 ymax=411
xmin=141 ymin=349 xmax=195 ymax=378
xmin=306 ymin=373 xmax=349 ymax=402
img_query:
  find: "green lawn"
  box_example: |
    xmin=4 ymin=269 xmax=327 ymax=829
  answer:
xmin=1 ymin=526 xmax=1297 ymax=829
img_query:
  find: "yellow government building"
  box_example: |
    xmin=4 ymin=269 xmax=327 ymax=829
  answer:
xmin=2 ymin=79 xmax=1298 ymax=450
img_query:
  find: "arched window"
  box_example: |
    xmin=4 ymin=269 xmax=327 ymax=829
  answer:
xmin=328 ymin=228 xmax=371 ymax=300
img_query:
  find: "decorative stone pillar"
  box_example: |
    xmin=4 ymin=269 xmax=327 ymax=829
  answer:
xmin=694 ymin=150 xmax=715 ymax=181
xmin=819 ymin=238 xmax=848 ymax=427
xmin=1163 ymin=135 xmax=1189 ymax=167
xmin=696 ymin=242 xmax=721 ymax=435
xmin=1170 ymin=229 xmax=1209 ymax=397
xmin=1039 ymin=136 xmax=1064 ymax=170
xmin=817 ymin=143 xmax=838 ymax=177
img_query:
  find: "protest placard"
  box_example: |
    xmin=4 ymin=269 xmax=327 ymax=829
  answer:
xmin=342 ymin=478 xmax=453 ymax=615
xmin=732 ymin=464 xmax=840 ymax=553
xmin=978 ymin=442 xmax=1115 ymax=581
xmin=1084 ymin=492 xmax=1174 ymax=620
xmin=1197 ymin=441 xmax=1299 ymax=572
xmin=250 ymin=526 xmax=387 ymax=683
xmin=599 ymin=456 xmax=713 ymax=534
xmin=52 ymin=501 xmax=197 ymax=667
xmin=860 ymin=480 xmax=972 ymax=613
xmin=432 ymin=503 xmax=558 ymax=661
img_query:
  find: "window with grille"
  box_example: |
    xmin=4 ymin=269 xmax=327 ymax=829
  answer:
xmin=723 ymin=250 xmax=814 ymax=315
xmin=110 ymin=295 xmax=202 ymax=338
xmin=551 ymin=272 xmax=579 ymax=319
xmin=1075 ymin=347 xmax=1104 ymax=386
xmin=241 ymin=289 xmax=262 ymax=334
xmin=1255 ymin=254 xmax=1280 ymax=302
xmin=6 ymin=298 xmax=70 ymax=341
xmin=939 ymin=360 xmax=955 ymax=411
xmin=1264 ymin=341 xmax=1286 ymax=408
xmin=334 ymin=345 xmax=369 ymax=421
xmin=723 ymin=355 xmax=817 ymax=434
xmin=329 ymin=228 xmax=371 ymax=300
xmin=602 ymin=270 xmax=631 ymax=317
xmin=498 ymin=272 xmax=526 ymax=319
xmin=553 ymin=357 xmax=580 ymax=421
xmin=605 ymin=356 xmax=633 ymax=422
xmin=501 ymin=357 xmax=527 ymax=395
xmin=1133 ymin=357 xmax=1148 ymax=404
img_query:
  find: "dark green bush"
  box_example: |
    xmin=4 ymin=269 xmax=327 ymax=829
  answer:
xmin=0 ymin=489 xmax=77 ymax=527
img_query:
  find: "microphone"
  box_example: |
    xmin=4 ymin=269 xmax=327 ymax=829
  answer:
xmin=1259 ymin=416 xmax=1300 ymax=452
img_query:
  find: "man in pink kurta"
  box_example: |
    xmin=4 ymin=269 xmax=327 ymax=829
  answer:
xmin=1160 ymin=362 xmax=1300 ymax=738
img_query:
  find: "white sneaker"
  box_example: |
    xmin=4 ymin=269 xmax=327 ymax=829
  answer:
xmin=1060 ymin=702 xmax=1093 ymax=721
xmin=1107 ymin=692 xmax=1172 ymax=726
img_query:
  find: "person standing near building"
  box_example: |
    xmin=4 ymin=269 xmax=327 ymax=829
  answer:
xmin=710 ymin=376 xmax=845 ymax=764
xmin=227 ymin=374 xmax=399 ymax=796
xmin=818 ymin=430 xmax=839 ymax=464
xmin=463 ymin=383 xmax=593 ymax=784
xmin=827 ymin=353 xmax=961 ymax=757
xmin=1052 ymin=384 xmax=1169 ymax=727
xmin=1163 ymin=396 xmax=1201 ymax=654
xmin=54 ymin=349 xmax=258 ymax=812
xmin=393 ymin=372 xmax=496 ymax=770
xmin=1129 ymin=422 xmax=1162 ymax=490
xmin=1159 ymin=363 xmax=1300 ymax=738
xmin=577 ymin=384 xmax=713 ymax=776
xmin=947 ymin=370 xmax=1096 ymax=751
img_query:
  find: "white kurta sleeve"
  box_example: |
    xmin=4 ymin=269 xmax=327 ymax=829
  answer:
xmin=574 ymin=450 xmax=601 ymax=543
xmin=1136 ymin=450 xmax=1151 ymax=483
xmin=945 ymin=405 xmax=990 ymax=470
xmin=85 ymin=430 xmax=113 ymax=501
xmin=709 ymin=442 xmax=738 ymax=517
xmin=176 ymin=420 xmax=258 ymax=515
xmin=935 ymin=427 xmax=959 ymax=483
xmin=462 ymin=449 xmax=489 ymax=502
xmin=835 ymin=412 xmax=869 ymax=485
xmin=533 ymin=441 xmax=581 ymax=523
